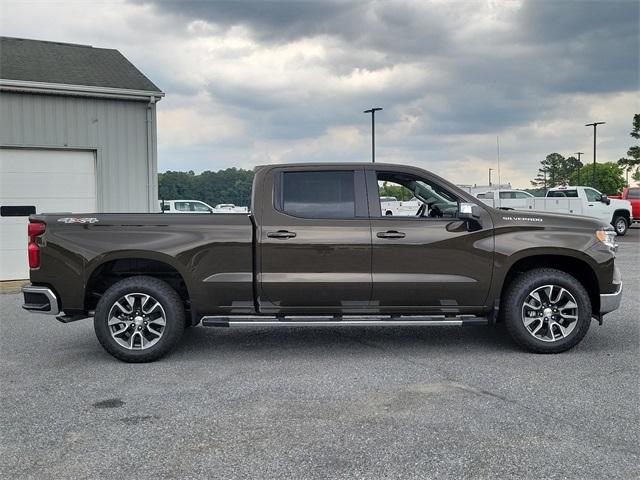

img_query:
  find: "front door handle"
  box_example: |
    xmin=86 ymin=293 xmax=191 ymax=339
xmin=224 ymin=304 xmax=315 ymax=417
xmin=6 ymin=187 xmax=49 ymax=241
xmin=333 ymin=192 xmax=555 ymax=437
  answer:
xmin=267 ymin=230 xmax=297 ymax=239
xmin=377 ymin=230 xmax=406 ymax=239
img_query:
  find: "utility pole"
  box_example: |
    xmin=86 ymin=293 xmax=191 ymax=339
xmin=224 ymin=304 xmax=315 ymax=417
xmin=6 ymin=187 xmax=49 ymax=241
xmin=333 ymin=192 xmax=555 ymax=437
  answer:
xmin=488 ymin=168 xmax=494 ymax=187
xmin=364 ymin=108 xmax=382 ymax=163
xmin=585 ymin=122 xmax=605 ymax=188
xmin=574 ymin=152 xmax=584 ymax=185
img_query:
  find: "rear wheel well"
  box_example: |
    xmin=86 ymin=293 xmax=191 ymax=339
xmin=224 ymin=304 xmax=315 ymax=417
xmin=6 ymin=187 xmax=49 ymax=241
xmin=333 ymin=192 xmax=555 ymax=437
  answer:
xmin=500 ymin=255 xmax=599 ymax=316
xmin=85 ymin=259 xmax=190 ymax=314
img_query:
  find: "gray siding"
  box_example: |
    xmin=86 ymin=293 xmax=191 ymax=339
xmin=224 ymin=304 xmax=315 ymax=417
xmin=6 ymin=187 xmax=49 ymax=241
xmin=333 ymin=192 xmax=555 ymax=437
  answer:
xmin=0 ymin=91 xmax=157 ymax=212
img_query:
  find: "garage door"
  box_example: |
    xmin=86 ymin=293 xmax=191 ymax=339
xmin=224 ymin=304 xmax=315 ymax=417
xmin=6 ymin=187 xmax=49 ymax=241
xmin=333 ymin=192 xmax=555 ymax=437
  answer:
xmin=0 ymin=148 xmax=96 ymax=280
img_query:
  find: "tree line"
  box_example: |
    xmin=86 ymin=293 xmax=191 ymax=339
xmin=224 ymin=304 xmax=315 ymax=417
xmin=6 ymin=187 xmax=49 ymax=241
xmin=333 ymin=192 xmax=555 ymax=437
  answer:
xmin=530 ymin=114 xmax=639 ymax=195
xmin=158 ymin=168 xmax=254 ymax=207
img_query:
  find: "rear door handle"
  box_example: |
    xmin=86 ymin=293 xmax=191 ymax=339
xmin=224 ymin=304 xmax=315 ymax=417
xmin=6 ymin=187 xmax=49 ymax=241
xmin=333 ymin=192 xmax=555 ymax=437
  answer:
xmin=267 ymin=230 xmax=297 ymax=239
xmin=377 ymin=230 xmax=406 ymax=239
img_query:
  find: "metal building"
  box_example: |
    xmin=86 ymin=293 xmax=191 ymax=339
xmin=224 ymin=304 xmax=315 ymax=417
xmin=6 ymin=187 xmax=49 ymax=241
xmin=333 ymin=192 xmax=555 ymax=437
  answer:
xmin=0 ymin=37 xmax=164 ymax=280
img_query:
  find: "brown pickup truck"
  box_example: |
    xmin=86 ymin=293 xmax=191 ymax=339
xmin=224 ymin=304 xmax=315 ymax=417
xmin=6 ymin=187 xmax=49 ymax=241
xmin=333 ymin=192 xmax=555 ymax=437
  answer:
xmin=22 ymin=163 xmax=623 ymax=362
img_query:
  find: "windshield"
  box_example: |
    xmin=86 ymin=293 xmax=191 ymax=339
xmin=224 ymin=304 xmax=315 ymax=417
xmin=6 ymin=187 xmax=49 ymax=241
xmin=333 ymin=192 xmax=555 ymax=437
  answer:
xmin=413 ymin=181 xmax=458 ymax=207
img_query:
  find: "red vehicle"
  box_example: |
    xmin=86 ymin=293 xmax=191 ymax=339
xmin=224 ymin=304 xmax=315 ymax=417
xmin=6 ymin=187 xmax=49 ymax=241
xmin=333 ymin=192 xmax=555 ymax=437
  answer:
xmin=610 ymin=187 xmax=640 ymax=223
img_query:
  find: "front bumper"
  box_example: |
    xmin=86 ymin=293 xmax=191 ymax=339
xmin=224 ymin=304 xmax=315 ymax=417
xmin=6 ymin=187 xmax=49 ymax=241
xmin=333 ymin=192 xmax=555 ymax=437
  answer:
xmin=600 ymin=282 xmax=622 ymax=315
xmin=22 ymin=285 xmax=60 ymax=315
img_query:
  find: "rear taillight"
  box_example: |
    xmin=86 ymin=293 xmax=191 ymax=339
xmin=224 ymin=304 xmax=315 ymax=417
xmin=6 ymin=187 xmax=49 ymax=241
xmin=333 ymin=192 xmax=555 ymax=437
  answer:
xmin=27 ymin=221 xmax=46 ymax=269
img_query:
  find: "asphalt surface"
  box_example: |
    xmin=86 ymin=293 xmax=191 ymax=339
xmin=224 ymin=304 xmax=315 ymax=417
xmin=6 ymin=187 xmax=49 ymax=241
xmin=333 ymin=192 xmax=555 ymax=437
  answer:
xmin=1 ymin=228 xmax=638 ymax=480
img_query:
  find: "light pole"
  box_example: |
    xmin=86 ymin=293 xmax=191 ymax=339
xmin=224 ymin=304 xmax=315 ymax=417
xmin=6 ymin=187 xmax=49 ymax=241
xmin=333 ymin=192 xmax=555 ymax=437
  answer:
xmin=364 ymin=107 xmax=382 ymax=163
xmin=574 ymin=152 xmax=584 ymax=185
xmin=488 ymin=168 xmax=494 ymax=187
xmin=585 ymin=122 xmax=605 ymax=188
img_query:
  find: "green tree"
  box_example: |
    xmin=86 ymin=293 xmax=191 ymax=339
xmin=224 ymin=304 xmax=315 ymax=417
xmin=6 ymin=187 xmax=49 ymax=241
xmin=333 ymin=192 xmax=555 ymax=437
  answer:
xmin=379 ymin=181 xmax=412 ymax=201
xmin=565 ymin=156 xmax=584 ymax=184
xmin=617 ymin=113 xmax=640 ymax=185
xmin=531 ymin=153 xmax=570 ymax=188
xmin=568 ymin=162 xmax=625 ymax=195
xmin=158 ymin=168 xmax=255 ymax=207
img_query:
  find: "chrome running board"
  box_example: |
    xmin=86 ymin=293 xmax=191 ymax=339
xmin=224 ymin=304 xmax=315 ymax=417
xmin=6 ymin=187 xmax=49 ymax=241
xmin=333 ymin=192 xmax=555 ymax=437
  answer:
xmin=201 ymin=315 xmax=488 ymax=328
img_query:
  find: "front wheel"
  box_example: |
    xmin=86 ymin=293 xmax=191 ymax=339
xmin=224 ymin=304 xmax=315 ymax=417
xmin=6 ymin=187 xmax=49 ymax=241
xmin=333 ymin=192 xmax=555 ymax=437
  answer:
xmin=502 ymin=268 xmax=591 ymax=353
xmin=94 ymin=276 xmax=185 ymax=362
xmin=612 ymin=215 xmax=628 ymax=236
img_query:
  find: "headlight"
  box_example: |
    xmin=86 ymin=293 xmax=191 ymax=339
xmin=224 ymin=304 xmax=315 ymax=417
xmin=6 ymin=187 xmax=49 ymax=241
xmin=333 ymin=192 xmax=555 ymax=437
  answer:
xmin=596 ymin=227 xmax=617 ymax=250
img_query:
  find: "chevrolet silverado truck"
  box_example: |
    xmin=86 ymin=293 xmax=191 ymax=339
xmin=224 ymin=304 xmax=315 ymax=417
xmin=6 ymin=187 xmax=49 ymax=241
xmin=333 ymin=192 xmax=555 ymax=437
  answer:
xmin=22 ymin=163 xmax=623 ymax=362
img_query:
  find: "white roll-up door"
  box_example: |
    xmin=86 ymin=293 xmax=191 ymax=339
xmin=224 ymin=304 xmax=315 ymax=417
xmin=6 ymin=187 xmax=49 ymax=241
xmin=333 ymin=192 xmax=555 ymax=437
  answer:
xmin=0 ymin=148 xmax=97 ymax=280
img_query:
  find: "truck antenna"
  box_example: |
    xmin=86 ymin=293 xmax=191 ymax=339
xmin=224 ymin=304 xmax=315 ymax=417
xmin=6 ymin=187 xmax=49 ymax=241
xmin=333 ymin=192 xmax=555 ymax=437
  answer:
xmin=496 ymin=136 xmax=502 ymax=209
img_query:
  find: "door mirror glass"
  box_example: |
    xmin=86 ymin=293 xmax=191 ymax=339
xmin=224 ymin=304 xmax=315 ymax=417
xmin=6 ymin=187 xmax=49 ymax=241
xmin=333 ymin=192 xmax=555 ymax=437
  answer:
xmin=600 ymin=194 xmax=610 ymax=205
xmin=458 ymin=202 xmax=479 ymax=220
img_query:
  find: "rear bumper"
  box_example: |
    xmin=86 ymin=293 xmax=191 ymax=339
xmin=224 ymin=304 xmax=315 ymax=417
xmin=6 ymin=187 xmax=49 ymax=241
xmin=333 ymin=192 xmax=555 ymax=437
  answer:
xmin=22 ymin=285 xmax=60 ymax=315
xmin=600 ymin=282 xmax=622 ymax=315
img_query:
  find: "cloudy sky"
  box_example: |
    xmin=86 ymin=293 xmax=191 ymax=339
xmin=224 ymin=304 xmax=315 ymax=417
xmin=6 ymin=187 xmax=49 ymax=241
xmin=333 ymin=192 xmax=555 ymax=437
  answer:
xmin=1 ymin=0 xmax=638 ymax=187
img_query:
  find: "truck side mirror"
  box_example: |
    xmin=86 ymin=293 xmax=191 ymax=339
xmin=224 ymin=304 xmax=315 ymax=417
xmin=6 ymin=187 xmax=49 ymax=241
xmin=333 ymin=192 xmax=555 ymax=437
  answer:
xmin=459 ymin=202 xmax=480 ymax=220
xmin=600 ymin=194 xmax=611 ymax=205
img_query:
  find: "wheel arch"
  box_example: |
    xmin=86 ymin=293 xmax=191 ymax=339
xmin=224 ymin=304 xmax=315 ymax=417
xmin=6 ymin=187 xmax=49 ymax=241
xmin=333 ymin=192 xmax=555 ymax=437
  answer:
xmin=611 ymin=209 xmax=631 ymax=224
xmin=84 ymin=252 xmax=193 ymax=314
xmin=497 ymin=253 xmax=600 ymax=316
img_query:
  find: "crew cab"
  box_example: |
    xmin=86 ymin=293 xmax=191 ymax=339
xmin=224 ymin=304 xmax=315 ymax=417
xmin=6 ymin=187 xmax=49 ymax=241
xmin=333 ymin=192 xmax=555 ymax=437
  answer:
xmin=22 ymin=163 xmax=623 ymax=362
xmin=610 ymin=187 xmax=640 ymax=224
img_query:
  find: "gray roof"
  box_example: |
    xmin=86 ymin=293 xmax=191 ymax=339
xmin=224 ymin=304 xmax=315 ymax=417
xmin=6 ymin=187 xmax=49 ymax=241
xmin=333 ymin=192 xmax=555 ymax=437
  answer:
xmin=0 ymin=36 xmax=161 ymax=92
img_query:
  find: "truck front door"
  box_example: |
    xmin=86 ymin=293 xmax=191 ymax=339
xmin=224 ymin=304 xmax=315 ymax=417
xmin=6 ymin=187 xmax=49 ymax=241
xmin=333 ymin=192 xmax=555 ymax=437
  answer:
xmin=257 ymin=167 xmax=371 ymax=312
xmin=367 ymin=168 xmax=494 ymax=312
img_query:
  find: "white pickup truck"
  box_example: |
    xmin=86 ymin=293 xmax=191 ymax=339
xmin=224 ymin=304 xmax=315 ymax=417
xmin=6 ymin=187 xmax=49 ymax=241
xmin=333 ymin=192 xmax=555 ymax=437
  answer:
xmin=480 ymin=186 xmax=632 ymax=236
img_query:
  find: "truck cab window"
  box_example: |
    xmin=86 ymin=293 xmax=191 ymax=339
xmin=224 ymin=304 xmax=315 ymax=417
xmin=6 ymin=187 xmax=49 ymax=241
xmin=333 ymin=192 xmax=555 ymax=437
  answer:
xmin=376 ymin=172 xmax=459 ymax=218
xmin=585 ymin=188 xmax=602 ymax=202
xmin=192 ymin=202 xmax=211 ymax=212
xmin=280 ymin=171 xmax=355 ymax=219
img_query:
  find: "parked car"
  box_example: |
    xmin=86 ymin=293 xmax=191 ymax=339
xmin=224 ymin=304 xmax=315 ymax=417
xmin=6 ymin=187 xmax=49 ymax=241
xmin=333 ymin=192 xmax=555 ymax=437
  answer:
xmin=476 ymin=190 xmax=534 ymax=210
xmin=159 ymin=199 xmax=214 ymax=213
xmin=609 ymin=187 xmax=640 ymax=224
xmin=23 ymin=163 xmax=622 ymax=362
xmin=214 ymin=203 xmax=249 ymax=213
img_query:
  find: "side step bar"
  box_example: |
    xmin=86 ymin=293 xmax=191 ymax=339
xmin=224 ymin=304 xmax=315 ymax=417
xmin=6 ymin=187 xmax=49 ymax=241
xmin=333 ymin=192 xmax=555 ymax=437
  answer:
xmin=201 ymin=315 xmax=488 ymax=328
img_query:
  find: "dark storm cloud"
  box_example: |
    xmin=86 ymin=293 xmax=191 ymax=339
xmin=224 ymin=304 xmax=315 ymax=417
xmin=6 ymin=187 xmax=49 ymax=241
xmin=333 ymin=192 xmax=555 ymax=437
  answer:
xmin=137 ymin=0 xmax=637 ymax=139
xmin=135 ymin=0 xmax=453 ymax=56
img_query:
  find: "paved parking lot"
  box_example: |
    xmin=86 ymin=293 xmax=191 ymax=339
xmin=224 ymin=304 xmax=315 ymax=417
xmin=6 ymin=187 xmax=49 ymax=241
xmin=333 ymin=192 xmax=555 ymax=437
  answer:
xmin=1 ymin=228 xmax=638 ymax=479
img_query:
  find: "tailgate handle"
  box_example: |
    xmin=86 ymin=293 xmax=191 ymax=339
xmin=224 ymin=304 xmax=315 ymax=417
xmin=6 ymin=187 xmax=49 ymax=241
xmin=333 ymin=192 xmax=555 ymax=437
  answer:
xmin=377 ymin=230 xmax=406 ymax=239
xmin=267 ymin=230 xmax=297 ymax=239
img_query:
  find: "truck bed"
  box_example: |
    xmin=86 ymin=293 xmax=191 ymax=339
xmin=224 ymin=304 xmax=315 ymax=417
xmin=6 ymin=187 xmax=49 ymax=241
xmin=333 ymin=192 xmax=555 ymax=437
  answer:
xmin=29 ymin=212 xmax=255 ymax=315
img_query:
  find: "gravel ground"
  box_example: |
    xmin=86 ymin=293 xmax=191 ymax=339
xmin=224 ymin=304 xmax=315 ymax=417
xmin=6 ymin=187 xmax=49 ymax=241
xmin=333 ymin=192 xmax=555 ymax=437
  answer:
xmin=1 ymin=228 xmax=638 ymax=479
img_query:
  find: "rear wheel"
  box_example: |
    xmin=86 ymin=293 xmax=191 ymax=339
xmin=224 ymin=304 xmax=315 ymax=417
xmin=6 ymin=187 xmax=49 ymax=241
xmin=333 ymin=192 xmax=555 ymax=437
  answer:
xmin=502 ymin=268 xmax=591 ymax=353
xmin=94 ymin=276 xmax=185 ymax=362
xmin=612 ymin=215 xmax=628 ymax=236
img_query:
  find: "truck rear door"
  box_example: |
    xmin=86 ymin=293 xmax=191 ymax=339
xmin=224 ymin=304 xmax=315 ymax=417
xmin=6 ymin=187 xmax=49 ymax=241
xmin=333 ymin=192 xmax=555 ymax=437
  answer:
xmin=256 ymin=166 xmax=371 ymax=311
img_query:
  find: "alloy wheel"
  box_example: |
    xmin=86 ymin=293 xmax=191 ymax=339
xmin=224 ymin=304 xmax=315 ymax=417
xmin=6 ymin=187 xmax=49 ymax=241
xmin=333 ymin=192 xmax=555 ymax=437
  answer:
xmin=521 ymin=285 xmax=579 ymax=342
xmin=107 ymin=293 xmax=166 ymax=350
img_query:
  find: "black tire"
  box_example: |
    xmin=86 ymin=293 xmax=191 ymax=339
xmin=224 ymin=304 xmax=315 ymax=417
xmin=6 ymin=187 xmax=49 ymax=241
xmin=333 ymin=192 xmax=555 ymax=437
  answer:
xmin=502 ymin=268 xmax=591 ymax=353
xmin=94 ymin=276 xmax=185 ymax=362
xmin=611 ymin=215 xmax=628 ymax=236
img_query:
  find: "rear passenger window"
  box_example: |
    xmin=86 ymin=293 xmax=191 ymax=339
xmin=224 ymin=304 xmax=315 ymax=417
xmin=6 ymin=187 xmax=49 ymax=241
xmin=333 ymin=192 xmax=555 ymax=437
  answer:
xmin=280 ymin=171 xmax=355 ymax=219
